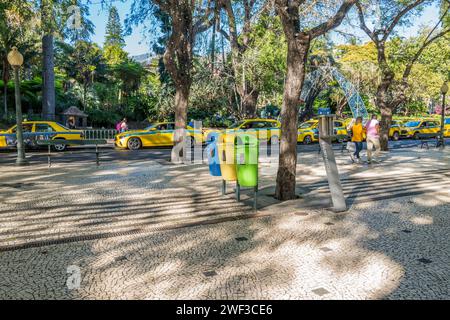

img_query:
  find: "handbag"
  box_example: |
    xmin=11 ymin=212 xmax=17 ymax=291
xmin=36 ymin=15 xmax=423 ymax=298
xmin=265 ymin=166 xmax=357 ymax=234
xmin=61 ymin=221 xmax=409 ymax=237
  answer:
xmin=346 ymin=141 xmax=356 ymax=152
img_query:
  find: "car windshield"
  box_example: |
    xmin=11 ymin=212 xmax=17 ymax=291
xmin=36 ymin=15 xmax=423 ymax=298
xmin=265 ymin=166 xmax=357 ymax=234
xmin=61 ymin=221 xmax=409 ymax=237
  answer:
xmin=56 ymin=123 xmax=70 ymax=130
xmin=299 ymin=122 xmax=316 ymax=129
xmin=404 ymin=121 xmax=420 ymax=127
xmin=229 ymin=121 xmax=245 ymax=129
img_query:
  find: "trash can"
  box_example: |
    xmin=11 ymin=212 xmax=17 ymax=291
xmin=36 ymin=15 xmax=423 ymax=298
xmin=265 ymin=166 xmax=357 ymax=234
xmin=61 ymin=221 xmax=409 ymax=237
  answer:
xmin=205 ymin=132 xmax=221 ymax=177
xmin=217 ymin=136 xmax=237 ymax=182
xmin=235 ymin=134 xmax=259 ymax=187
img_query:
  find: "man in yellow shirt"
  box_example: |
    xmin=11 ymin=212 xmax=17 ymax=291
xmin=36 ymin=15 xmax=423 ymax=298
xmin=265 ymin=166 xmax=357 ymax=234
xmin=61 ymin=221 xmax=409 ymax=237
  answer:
xmin=350 ymin=117 xmax=364 ymax=163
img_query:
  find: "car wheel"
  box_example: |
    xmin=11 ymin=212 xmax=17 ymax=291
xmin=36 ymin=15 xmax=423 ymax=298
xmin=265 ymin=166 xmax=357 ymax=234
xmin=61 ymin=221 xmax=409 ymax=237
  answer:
xmin=127 ymin=137 xmax=142 ymax=150
xmin=392 ymin=132 xmax=399 ymax=141
xmin=53 ymin=140 xmax=66 ymax=152
xmin=303 ymin=135 xmax=312 ymax=145
xmin=269 ymin=135 xmax=279 ymax=145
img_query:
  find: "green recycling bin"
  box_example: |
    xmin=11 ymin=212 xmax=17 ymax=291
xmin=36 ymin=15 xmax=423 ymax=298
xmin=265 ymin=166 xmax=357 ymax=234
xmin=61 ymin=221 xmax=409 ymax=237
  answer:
xmin=235 ymin=134 xmax=259 ymax=187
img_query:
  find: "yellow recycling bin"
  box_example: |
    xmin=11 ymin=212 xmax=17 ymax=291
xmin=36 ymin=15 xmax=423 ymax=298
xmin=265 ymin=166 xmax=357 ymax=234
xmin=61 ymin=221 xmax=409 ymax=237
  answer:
xmin=217 ymin=141 xmax=237 ymax=182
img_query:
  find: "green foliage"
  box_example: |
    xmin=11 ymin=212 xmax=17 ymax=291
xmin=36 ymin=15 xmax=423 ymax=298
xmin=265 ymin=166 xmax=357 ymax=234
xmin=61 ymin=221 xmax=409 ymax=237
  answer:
xmin=103 ymin=45 xmax=128 ymax=65
xmin=238 ymin=15 xmax=287 ymax=105
xmin=86 ymin=108 xmax=121 ymax=128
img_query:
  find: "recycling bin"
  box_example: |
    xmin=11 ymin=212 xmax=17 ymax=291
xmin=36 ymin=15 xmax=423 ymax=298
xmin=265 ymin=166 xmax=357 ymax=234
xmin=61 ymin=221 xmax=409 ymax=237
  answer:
xmin=205 ymin=132 xmax=221 ymax=177
xmin=235 ymin=134 xmax=259 ymax=187
xmin=217 ymin=138 xmax=237 ymax=182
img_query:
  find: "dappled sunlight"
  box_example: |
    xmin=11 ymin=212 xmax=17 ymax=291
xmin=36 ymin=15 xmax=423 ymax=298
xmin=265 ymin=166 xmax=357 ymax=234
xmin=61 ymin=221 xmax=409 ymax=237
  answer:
xmin=0 ymin=147 xmax=449 ymax=299
xmin=410 ymin=216 xmax=433 ymax=225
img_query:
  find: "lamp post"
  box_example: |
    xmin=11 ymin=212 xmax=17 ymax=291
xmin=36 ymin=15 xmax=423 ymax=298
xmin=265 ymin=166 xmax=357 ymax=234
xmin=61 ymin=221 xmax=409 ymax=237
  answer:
xmin=7 ymin=47 xmax=27 ymax=165
xmin=440 ymin=82 xmax=448 ymax=149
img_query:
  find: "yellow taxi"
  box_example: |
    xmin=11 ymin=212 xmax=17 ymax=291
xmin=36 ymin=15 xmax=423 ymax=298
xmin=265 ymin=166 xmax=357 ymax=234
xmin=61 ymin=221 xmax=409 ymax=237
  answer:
xmin=389 ymin=120 xmax=404 ymax=141
xmin=0 ymin=121 xmax=83 ymax=151
xmin=115 ymin=122 xmax=204 ymax=150
xmin=297 ymin=119 xmax=349 ymax=144
xmin=399 ymin=119 xmax=441 ymax=139
xmin=444 ymin=118 xmax=450 ymax=137
xmin=219 ymin=119 xmax=281 ymax=144
xmin=297 ymin=120 xmax=319 ymax=144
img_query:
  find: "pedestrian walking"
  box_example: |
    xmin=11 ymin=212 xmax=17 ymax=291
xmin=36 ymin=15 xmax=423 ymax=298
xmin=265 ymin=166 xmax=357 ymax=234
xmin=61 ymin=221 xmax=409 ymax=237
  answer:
xmin=120 ymin=118 xmax=128 ymax=133
xmin=365 ymin=114 xmax=381 ymax=163
xmin=115 ymin=119 xmax=123 ymax=132
xmin=350 ymin=116 xmax=364 ymax=163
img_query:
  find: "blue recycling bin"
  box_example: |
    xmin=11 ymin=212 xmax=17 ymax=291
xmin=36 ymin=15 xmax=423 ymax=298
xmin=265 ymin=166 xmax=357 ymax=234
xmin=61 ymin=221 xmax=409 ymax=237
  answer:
xmin=205 ymin=132 xmax=222 ymax=176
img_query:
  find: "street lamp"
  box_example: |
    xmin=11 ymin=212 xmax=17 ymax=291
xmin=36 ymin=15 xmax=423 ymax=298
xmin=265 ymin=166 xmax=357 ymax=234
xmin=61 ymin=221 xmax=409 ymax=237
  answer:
xmin=7 ymin=47 xmax=27 ymax=165
xmin=440 ymin=82 xmax=448 ymax=149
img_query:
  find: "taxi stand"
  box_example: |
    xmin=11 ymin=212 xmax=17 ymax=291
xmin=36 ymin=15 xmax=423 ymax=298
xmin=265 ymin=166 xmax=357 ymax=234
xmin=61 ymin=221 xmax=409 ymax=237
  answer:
xmin=206 ymin=132 xmax=259 ymax=210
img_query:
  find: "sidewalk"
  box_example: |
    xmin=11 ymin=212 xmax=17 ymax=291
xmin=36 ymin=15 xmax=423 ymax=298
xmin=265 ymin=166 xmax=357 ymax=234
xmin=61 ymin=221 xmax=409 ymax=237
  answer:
xmin=0 ymin=146 xmax=449 ymax=299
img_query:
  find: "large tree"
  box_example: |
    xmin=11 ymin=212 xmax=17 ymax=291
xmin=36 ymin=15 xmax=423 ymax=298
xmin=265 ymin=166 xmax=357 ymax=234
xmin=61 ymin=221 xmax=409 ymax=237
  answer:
xmin=129 ymin=0 xmax=215 ymax=162
xmin=219 ymin=0 xmax=271 ymax=117
xmin=0 ymin=1 xmax=33 ymax=119
xmin=274 ymin=0 xmax=357 ymax=201
xmin=40 ymin=0 xmax=57 ymax=120
xmin=356 ymin=0 xmax=449 ymax=150
xmin=38 ymin=0 xmax=93 ymax=120
xmin=104 ymin=6 xmax=125 ymax=48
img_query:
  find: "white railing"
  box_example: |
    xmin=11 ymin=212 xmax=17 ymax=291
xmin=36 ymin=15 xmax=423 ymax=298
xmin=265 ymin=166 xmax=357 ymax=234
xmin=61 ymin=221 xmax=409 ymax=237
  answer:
xmin=83 ymin=129 xmax=119 ymax=140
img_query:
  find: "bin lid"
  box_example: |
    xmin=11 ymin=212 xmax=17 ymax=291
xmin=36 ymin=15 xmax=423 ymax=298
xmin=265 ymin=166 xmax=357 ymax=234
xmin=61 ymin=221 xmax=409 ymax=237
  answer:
xmin=206 ymin=131 xmax=220 ymax=143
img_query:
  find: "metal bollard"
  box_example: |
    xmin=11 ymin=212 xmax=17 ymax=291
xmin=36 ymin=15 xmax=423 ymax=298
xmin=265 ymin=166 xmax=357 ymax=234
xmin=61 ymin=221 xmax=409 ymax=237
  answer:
xmin=236 ymin=182 xmax=241 ymax=201
xmin=47 ymin=144 xmax=51 ymax=168
xmin=221 ymin=180 xmax=226 ymax=195
xmin=95 ymin=144 xmax=100 ymax=166
xmin=254 ymin=186 xmax=258 ymax=211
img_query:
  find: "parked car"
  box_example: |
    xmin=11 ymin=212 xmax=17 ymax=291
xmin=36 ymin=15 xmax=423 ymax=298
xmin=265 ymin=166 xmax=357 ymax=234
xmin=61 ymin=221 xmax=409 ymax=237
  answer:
xmin=297 ymin=120 xmax=319 ymax=144
xmin=219 ymin=119 xmax=281 ymax=144
xmin=0 ymin=121 xmax=84 ymax=151
xmin=389 ymin=120 xmax=404 ymax=141
xmin=115 ymin=122 xmax=204 ymax=150
xmin=444 ymin=118 xmax=450 ymax=137
xmin=399 ymin=119 xmax=441 ymax=139
xmin=297 ymin=119 xmax=350 ymax=144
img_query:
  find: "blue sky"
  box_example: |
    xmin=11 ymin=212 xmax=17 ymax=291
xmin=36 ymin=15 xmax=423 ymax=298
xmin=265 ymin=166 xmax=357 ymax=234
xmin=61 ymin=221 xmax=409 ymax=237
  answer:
xmin=88 ymin=1 xmax=441 ymax=57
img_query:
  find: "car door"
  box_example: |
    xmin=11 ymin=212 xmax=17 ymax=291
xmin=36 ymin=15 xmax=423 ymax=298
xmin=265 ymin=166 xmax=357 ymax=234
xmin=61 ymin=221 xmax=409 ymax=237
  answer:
xmin=146 ymin=123 xmax=171 ymax=146
xmin=428 ymin=121 xmax=440 ymax=134
xmin=8 ymin=123 xmax=33 ymax=147
xmin=265 ymin=121 xmax=280 ymax=140
xmin=418 ymin=121 xmax=428 ymax=134
xmin=33 ymin=123 xmax=57 ymax=147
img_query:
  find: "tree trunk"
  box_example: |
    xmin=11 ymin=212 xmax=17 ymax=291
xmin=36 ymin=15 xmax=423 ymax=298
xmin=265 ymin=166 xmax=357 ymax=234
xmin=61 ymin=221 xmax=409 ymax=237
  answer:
xmin=237 ymin=85 xmax=259 ymax=117
xmin=275 ymin=38 xmax=310 ymax=201
xmin=375 ymin=42 xmax=394 ymax=151
xmin=379 ymin=102 xmax=392 ymax=151
xmin=42 ymin=34 xmax=55 ymax=120
xmin=171 ymin=83 xmax=189 ymax=163
xmin=3 ymin=81 xmax=7 ymax=119
xmin=2 ymin=57 xmax=9 ymax=119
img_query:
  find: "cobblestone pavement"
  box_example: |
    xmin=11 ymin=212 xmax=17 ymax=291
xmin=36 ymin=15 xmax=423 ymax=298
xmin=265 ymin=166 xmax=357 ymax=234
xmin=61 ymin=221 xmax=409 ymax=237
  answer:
xmin=0 ymin=147 xmax=449 ymax=299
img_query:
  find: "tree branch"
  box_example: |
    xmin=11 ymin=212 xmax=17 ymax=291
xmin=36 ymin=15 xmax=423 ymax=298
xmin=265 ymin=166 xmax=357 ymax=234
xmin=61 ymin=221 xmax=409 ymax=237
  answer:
xmin=308 ymin=0 xmax=358 ymax=39
xmin=382 ymin=0 xmax=427 ymax=42
xmin=356 ymin=1 xmax=376 ymax=42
